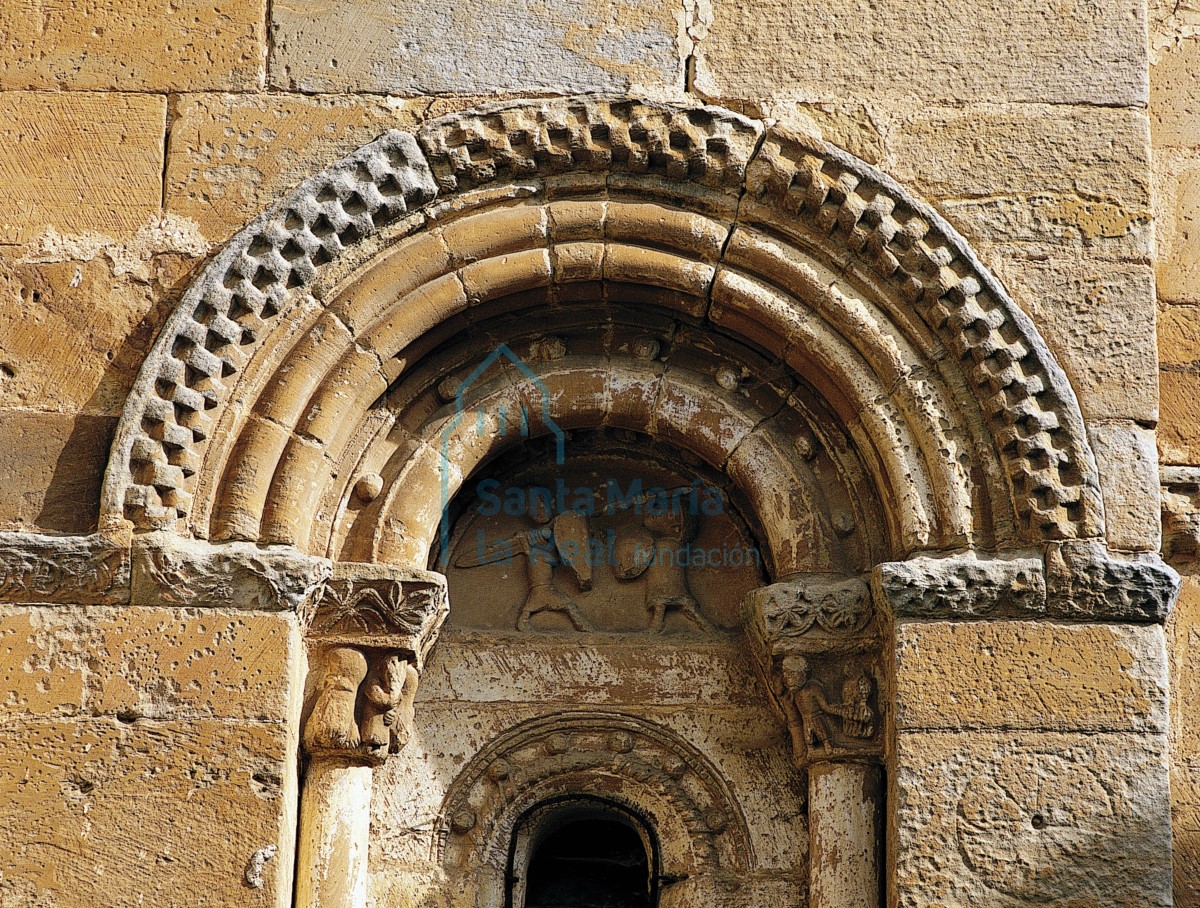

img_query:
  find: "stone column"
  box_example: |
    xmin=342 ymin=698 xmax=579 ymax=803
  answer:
xmin=743 ymin=575 xmax=883 ymax=908
xmin=295 ymin=564 xmax=448 ymax=908
xmin=809 ymin=762 xmax=881 ymax=908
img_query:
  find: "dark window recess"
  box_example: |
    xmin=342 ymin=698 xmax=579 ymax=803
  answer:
xmin=521 ymin=816 xmax=653 ymax=908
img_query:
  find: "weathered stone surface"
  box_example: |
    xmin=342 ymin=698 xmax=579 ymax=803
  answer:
xmin=0 ymin=608 xmax=88 ymax=717
xmin=695 ymin=1 xmax=1146 ymax=106
xmin=0 ymin=531 xmax=129 ymax=605
xmin=131 ymin=533 xmax=331 ymax=612
xmin=886 ymin=105 xmax=1151 ymax=210
xmin=0 ymin=0 xmax=265 ymax=91
xmin=1158 ymin=166 xmax=1200 ymax=304
xmin=165 ymin=94 xmax=478 ymax=245
xmin=1044 ymin=542 xmax=1180 ymax=622
xmin=1087 ymin=421 xmax=1162 ymax=553
xmin=268 ymin=0 xmax=682 ymax=94
xmin=0 ymin=93 xmax=166 ymax=244
xmin=1162 ymin=368 xmax=1200 ymax=465
xmin=874 ymin=554 xmax=1045 ymax=620
xmin=894 ymin=620 xmax=1168 ymax=733
xmin=0 ymin=410 xmax=114 ymax=535
xmin=987 ymin=257 xmax=1158 ymax=423
xmin=743 ymin=575 xmax=875 ymax=655
xmin=0 ymin=252 xmax=164 ymax=416
xmin=0 ymin=717 xmax=292 ymax=907
xmin=894 ymin=731 xmax=1171 ymax=907
xmin=1152 ymin=38 xmax=1200 ymax=150
xmin=90 ymin=608 xmax=300 ymax=721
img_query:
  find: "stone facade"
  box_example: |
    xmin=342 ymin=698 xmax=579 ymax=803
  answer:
xmin=0 ymin=3 xmax=1195 ymax=908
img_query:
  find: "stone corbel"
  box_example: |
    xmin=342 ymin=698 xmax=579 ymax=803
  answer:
xmin=301 ymin=563 xmax=448 ymax=767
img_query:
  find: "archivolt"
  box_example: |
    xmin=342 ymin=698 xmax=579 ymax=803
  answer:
xmin=101 ymin=95 xmax=1104 ymax=555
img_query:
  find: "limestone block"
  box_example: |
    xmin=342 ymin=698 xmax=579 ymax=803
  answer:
xmin=1087 ymin=421 xmax=1162 ymax=552
xmin=986 ymin=256 xmax=1158 ymax=423
xmin=886 ymin=105 xmax=1151 ymax=211
xmin=0 ymin=252 xmax=160 ymax=415
xmin=0 ymin=0 xmax=264 ymax=90
xmin=0 ymin=93 xmax=166 ymax=244
xmin=165 ymin=94 xmax=473 ymax=245
xmin=1157 ymin=165 xmax=1200 ymax=304
xmin=893 ymin=730 xmax=1172 ymax=907
xmin=419 ymin=637 xmax=765 ymax=706
xmin=894 ymin=620 xmax=1168 ymax=733
xmin=89 ymin=608 xmax=300 ymax=721
xmin=1152 ymin=38 xmax=1200 ymax=149
xmin=939 ymin=194 xmax=1152 ymax=261
xmin=1168 ymin=575 xmax=1200 ymax=757
xmin=0 ymin=718 xmax=292 ymax=907
xmin=1162 ymin=370 xmax=1200 ymax=464
xmin=0 ymin=609 xmax=87 ymax=718
xmin=0 ymin=410 xmax=114 ymax=534
xmin=268 ymin=0 xmax=683 ymax=95
xmin=694 ymin=0 xmax=1146 ymax=106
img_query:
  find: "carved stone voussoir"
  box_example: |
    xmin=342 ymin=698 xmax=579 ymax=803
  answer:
xmin=872 ymin=553 xmax=1046 ymax=620
xmin=1044 ymin=542 xmax=1180 ymax=623
xmin=131 ymin=532 xmax=331 ymax=612
xmin=307 ymin=562 xmax=448 ymax=666
xmin=743 ymin=574 xmax=876 ymax=658
xmin=0 ymin=531 xmax=130 ymax=605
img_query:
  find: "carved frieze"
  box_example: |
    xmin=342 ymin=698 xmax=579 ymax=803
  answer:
xmin=1043 ymin=542 xmax=1179 ymax=623
xmin=872 ymin=554 xmax=1045 ymax=620
xmin=0 ymin=531 xmax=130 ymax=605
xmin=130 ymin=532 xmax=331 ymax=612
xmin=873 ymin=547 xmax=1179 ymax=624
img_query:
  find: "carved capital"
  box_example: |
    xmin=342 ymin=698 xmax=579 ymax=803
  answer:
xmin=0 ymin=531 xmax=130 ymax=605
xmin=301 ymin=564 xmax=448 ymax=766
xmin=743 ymin=575 xmax=876 ymax=659
xmin=130 ymin=532 xmax=331 ymax=612
xmin=305 ymin=562 xmax=448 ymax=668
xmin=743 ymin=575 xmax=881 ymax=766
xmin=1162 ymin=466 xmax=1200 ymax=568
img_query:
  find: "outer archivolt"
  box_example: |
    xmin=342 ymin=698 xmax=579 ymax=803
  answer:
xmin=100 ymin=95 xmax=1104 ymax=553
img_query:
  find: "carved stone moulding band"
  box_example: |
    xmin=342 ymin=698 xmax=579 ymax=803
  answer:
xmin=435 ymin=710 xmax=753 ymax=879
xmin=130 ymin=531 xmax=331 ymax=613
xmin=872 ymin=543 xmax=1180 ymax=623
xmin=0 ymin=530 xmax=130 ymax=606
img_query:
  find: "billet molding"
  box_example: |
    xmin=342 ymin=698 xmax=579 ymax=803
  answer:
xmin=102 ymin=95 xmax=1104 ymax=546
